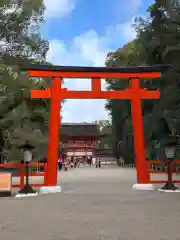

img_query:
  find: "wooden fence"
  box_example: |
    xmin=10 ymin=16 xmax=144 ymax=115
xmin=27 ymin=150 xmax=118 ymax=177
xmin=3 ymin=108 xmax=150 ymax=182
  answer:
xmin=0 ymin=162 xmax=47 ymax=189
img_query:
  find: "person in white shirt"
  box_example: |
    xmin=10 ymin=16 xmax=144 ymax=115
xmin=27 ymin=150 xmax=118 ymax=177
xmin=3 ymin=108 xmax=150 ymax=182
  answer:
xmin=95 ymin=157 xmax=101 ymax=168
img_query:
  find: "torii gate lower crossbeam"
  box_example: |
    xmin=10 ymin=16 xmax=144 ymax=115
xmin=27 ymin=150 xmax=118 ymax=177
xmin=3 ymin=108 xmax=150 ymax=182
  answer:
xmin=21 ymin=64 xmax=169 ymax=191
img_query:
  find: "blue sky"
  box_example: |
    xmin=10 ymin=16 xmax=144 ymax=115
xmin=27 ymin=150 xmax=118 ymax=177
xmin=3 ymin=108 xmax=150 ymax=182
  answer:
xmin=43 ymin=0 xmax=154 ymax=123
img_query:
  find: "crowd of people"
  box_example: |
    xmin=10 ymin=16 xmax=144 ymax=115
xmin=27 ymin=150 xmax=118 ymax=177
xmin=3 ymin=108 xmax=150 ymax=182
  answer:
xmin=57 ymin=156 xmax=101 ymax=171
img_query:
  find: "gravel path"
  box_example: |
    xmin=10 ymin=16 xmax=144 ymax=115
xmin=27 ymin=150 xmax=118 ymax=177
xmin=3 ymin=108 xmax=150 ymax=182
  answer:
xmin=1 ymin=165 xmax=180 ymax=240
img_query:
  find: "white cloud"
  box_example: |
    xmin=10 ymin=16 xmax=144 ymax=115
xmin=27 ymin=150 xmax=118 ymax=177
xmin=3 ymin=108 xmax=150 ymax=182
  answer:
xmin=62 ymin=99 xmax=108 ymax=122
xmin=130 ymin=0 xmax=142 ymax=11
xmin=47 ymin=18 xmax=137 ymax=66
xmin=104 ymin=19 xmax=137 ymax=47
xmin=114 ymin=0 xmax=142 ymax=18
xmin=44 ymin=0 xmax=75 ymax=19
xmin=46 ymin=17 xmax=138 ymax=122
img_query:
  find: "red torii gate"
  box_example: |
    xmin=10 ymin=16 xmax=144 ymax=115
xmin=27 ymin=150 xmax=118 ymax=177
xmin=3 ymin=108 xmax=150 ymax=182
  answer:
xmin=21 ymin=64 xmax=169 ymax=190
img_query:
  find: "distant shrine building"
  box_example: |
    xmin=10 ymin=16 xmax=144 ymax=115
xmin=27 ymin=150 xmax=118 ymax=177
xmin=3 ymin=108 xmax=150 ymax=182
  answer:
xmin=60 ymin=123 xmax=106 ymax=162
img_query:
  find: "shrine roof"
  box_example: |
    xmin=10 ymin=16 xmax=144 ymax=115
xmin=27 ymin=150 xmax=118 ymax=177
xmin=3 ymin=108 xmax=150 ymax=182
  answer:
xmin=95 ymin=148 xmax=115 ymax=156
xmin=61 ymin=123 xmax=105 ymax=137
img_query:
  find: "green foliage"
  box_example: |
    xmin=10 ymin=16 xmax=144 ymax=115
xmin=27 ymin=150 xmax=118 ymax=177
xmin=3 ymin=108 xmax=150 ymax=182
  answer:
xmin=0 ymin=0 xmax=48 ymax=65
xmin=92 ymin=120 xmax=113 ymax=150
xmin=105 ymin=1 xmax=180 ymax=163
xmin=0 ymin=0 xmax=52 ymax=162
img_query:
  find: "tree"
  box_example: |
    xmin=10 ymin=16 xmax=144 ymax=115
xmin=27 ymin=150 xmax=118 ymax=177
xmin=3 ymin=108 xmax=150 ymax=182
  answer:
xmin=0 ymin=0 xmax=52 ymax=161
xmin=135 ymin=1 xmax=180 ymax=152
xmin=105 ymin=41 xmax=139 ymax=162
xmin=105 ymin=1 xmax=180 ymax=162
xmin=0 ymin=0 xmax=48 ymax=65
xmin=0 ymin=88 xmax=30 ymax=162
xmin=93 ymin=120 xmax=113 ymax=150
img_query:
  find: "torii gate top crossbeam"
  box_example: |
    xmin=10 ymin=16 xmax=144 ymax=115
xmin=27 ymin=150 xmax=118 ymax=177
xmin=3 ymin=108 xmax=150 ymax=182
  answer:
xmin=20 ymin=64 xmax=171 ymax=100
xmin=20 ymin=64 xmax=171 ymax=79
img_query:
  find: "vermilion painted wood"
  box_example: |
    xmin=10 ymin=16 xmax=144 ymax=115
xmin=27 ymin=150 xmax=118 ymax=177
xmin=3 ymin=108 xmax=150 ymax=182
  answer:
xmin=130 ymin=79 xmax=150 ymax=183
xmin=148 ymin=160 xmax=180 ymax=185
xmin=28 ymin=163 xmax=45 ymax=167
xmin=173 ymin=160 xmax=180 ymax=164
xmin=20 ymin=164 xmax=24 ymax=189
xmin=91 ymin=78 xmax=101 ymax=91
xmin=12 ymin=172 xmax=44 ymax=177
xmin=29 ymin=183 xmax=44 ymax=187
xmin=31 ymin=79 xmax=160 ymax=185
xmin=149 ymin=170 xmax=180 ymax=174
xmin=148 ymin=160 xmax=180 ymax=165
xmin=150 ymin=180 xmax=167 ymax=184
xmin=0 ymin=163 xmax=46 ymax=189
xmin=0 ymin=163 xmax=45 ymax=167
xmin=12 ymin=183 xmax=44 ymax=188
xmin=172 ymin=180 xmax=180 ymax=183
xmin=31 ymin=89 xmax=160 ymax=99
xmin=150 ymin=180 xmax=180 ymax=184
xmin=46 ymin=78 xmax=61 ymax=186
xmin=148 ymin=160 xmax=164 ymax=165
xmin=44 ymin=162 xmax=48 ymax=186
xmin=25 ymin=67 xmax=164 ymax=186
xmin=28 ymin=70 xmax=161 ymax=79
xmin=12 ymin=184 xmax=22 ymax=188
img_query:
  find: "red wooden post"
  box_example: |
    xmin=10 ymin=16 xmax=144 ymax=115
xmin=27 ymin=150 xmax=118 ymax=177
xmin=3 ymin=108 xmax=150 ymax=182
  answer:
xmin=130 ymin=78 xmax=150 ymax=183
xmin=20 ymin=163 xmax=24 ymax=189
xmin=72 ymin=149 xmax=75 ymax=165
xmin=46 ymin=77 xmax=61 ymax=186
xmin=169 ymin=161 xmax=173 ymax=182
xmin=44 ymin=162 xmax=48 ymax=186
xmin=91 ymin=78 xmax=101 ymax=91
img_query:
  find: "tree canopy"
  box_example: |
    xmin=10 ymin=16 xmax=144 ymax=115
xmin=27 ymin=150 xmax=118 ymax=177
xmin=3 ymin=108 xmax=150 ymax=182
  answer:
xmin=0 ymin=0 xmax=52 ymax=162
xmin=105 ymin=0 xmax=180 ymax=163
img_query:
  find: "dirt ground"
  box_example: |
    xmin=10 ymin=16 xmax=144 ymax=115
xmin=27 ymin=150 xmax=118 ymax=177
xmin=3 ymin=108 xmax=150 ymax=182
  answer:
xmin=1 ymin=165 xmax=180 ymax=240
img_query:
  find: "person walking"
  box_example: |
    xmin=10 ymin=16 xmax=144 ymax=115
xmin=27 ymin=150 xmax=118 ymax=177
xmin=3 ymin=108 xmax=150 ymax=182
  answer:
xmin=58 ymin=158 xmax=62 ymax=171
xmin=77 ymin=159 xmax=81 ymax=168
xmin=95 ymin=157 xmax=101 ymax=168
xmin=95 ymin=157 xmax=98 ymax=168
xmin=64 ymin=162 xmax=68 ymax=171
xmin=74 ymin=159 xmax=78 ymax=168
xmin=98 ymin=157 xmax=101 ymax=168
xmin=89 ymin=157 xmax=92 ymax=166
